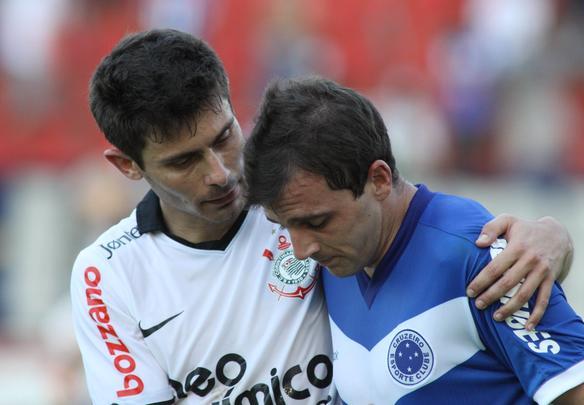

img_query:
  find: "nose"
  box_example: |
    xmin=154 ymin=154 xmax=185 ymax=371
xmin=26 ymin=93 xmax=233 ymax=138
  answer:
xmin=289 ymin=228 xmax=320 ymax=261
xmin=204 ymin=150 xmax=230 ymax=187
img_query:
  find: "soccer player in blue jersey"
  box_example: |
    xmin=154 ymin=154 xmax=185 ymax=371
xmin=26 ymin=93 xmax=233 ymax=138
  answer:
xmin=244 ymin=77 xmax=584 ymax=404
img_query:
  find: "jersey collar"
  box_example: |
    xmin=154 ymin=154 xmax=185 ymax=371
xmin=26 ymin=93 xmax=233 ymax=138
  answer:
xmin=136 ymin=190 xmax=248 ymax=251
xmin=356 ymin=184 xmax=435 ymax=307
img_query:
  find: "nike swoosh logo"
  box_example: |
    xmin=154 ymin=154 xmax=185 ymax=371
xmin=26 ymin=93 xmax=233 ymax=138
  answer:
xmin=139 ymin=311 xmax=183 ymax=338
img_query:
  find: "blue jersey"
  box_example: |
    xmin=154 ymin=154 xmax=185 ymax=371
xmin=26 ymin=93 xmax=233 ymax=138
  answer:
xmin=323 ymin=185 xmax=584 ymax=404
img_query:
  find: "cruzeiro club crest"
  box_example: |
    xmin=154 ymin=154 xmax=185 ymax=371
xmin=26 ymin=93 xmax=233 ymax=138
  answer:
xmin=388 ymin=329 xmax=434 ymax=386
xmin=263 ymin=234 xmax=319 ymax=299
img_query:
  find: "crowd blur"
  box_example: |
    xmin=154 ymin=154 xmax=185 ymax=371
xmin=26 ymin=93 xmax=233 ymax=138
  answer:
xmin=0 ymin=0 xmax=583 ymax=403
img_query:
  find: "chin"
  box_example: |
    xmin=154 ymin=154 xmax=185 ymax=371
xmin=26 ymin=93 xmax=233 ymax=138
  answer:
xmin=326 ymin=266 xmax=355 ymax=278
xmin=208 ymin=201 xmax=245 ymax=223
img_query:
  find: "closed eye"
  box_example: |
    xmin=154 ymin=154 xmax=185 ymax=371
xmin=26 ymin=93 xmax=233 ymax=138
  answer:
xmin=214 ymin=125 xmax=234 ymax=147
xmin=168 ymin=153 xmax=199 ymax=169
xmin=305 ymin=217 xmax=328 ymax=230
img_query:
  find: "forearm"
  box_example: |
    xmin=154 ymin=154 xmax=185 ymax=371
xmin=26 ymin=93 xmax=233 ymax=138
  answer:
xmin=554 ymin=383 xmax=584 ymax=404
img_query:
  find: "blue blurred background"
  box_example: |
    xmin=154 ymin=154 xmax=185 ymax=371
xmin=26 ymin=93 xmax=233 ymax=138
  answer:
xmin=0 ymin=0 xmax=583 ymax=403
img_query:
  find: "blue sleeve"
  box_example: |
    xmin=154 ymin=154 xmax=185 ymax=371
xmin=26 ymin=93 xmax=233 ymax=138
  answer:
xmin=468 ymin=248 xmax=584 ymax=399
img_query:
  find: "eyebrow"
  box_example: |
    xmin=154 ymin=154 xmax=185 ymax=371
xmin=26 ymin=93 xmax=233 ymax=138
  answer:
xmin=266 ymin=213 xmax=327 ymax=227
xmin=159 ymin=117 xmax=235 ymax=165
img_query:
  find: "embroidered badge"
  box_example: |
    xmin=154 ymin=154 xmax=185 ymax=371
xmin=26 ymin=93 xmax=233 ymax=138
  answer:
xmin=263 ymin=234 xmax=319 ymax=299
xmin=388 ymin=329 xmax=434 ymax=386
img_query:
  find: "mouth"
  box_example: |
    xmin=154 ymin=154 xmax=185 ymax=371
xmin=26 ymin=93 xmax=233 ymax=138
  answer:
xmin=205 ymin=184 xmax=241 ymax=207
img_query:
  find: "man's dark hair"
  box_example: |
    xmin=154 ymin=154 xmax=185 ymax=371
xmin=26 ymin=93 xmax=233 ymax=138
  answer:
xmin=89 ymin=29 xmax=230 ymax=167
xmin=244 ymin=76 xmax=398 ymax=207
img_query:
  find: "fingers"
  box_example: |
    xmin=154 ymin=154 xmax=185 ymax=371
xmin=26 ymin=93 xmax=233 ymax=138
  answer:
xmin=490 ymin=263 xmax=547 ymax=325
xmin=467 ymin=243 xmax=522 ymax=300
xmin=476 ymin=213 xmax=516 ymax=247
xmin=525 ymin=277 xmax=554 ymax=330
xmin=471 ymin=251 xmax=552 ymax=330
xmin=470 ymin=215 xmax=564 ymax=328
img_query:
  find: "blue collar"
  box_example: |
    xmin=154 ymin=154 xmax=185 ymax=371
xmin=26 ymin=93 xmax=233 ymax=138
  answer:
xmin=356 ymin=184 xmax=435 ymax=307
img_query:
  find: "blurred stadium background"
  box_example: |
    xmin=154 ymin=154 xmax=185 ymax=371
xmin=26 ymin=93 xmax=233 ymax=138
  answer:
xmin=0 ymin=0 xmax=583 ymax=403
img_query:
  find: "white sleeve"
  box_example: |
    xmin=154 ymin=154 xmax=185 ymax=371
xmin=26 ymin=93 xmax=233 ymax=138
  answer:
xmin=71 ymin=250 xmax=175 ymax=405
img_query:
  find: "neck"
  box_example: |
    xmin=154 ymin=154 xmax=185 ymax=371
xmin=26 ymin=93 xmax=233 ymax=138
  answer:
xmin=363 ymin=180 xmax=417 ymax=278
xmin=159 ymin=201 xmax=239 ymax=244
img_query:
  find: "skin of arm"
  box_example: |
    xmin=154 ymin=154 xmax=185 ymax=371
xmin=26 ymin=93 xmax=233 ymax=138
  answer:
xmin=469 ymin=215 xmax=574 ymax=330
xmin=554 ymin=382 xmax=584 ymax=404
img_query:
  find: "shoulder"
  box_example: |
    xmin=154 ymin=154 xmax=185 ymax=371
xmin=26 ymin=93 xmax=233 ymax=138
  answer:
xmin=233 ymin=206 xmax=279 ymax=243
xmin=420 ymin=191 xmax=494 ymax=245
xmin=243 ymin=206 xmax=272 ymax=228
xmin=71 ymin=211 xmax=140 ymax=294
xmin=413 ymin=190 xmax=497 ymax=282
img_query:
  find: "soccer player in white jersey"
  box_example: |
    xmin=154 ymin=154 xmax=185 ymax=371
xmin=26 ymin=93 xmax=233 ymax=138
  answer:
xmin=244 ymin=77 xmax=584 ymax=404
xmin=72 ymin=30 xmax=574 ymax=404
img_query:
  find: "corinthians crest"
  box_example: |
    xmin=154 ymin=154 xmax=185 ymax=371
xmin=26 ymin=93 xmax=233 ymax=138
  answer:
xmin=263 ymin=235 xmax=319 ymax=299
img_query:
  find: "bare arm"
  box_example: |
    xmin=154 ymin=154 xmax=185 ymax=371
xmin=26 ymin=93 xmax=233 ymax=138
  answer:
xmin=467 ymin=215 xmax=574 ymax=330
xmin=554 ymin=383 xmax=584 ymax=404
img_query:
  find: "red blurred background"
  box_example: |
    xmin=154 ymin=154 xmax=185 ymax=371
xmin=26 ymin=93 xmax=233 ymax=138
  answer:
xmin=1 ymin=0 xmax=583 ymax=176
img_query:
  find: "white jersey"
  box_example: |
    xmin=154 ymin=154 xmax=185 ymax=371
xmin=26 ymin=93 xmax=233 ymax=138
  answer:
xmin=71 ymin=191 xmax=335 ymax=405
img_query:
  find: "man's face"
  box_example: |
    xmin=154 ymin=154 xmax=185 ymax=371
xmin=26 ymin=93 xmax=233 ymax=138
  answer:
xmin=139 ymin=98 xmax=246 ymax=226
xmin=265 ymin=169 xmax=385 ymax=278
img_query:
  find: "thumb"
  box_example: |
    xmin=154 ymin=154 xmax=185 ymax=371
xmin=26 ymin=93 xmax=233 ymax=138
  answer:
xmin=476 ymin=213 xmax=515 ymax=247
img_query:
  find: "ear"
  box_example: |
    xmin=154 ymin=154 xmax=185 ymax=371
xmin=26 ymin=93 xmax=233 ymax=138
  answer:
xmin=367 ymin=160 xmax=393 ymax=200
xmin=103 ymin=148 xmax=143 ymax=180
